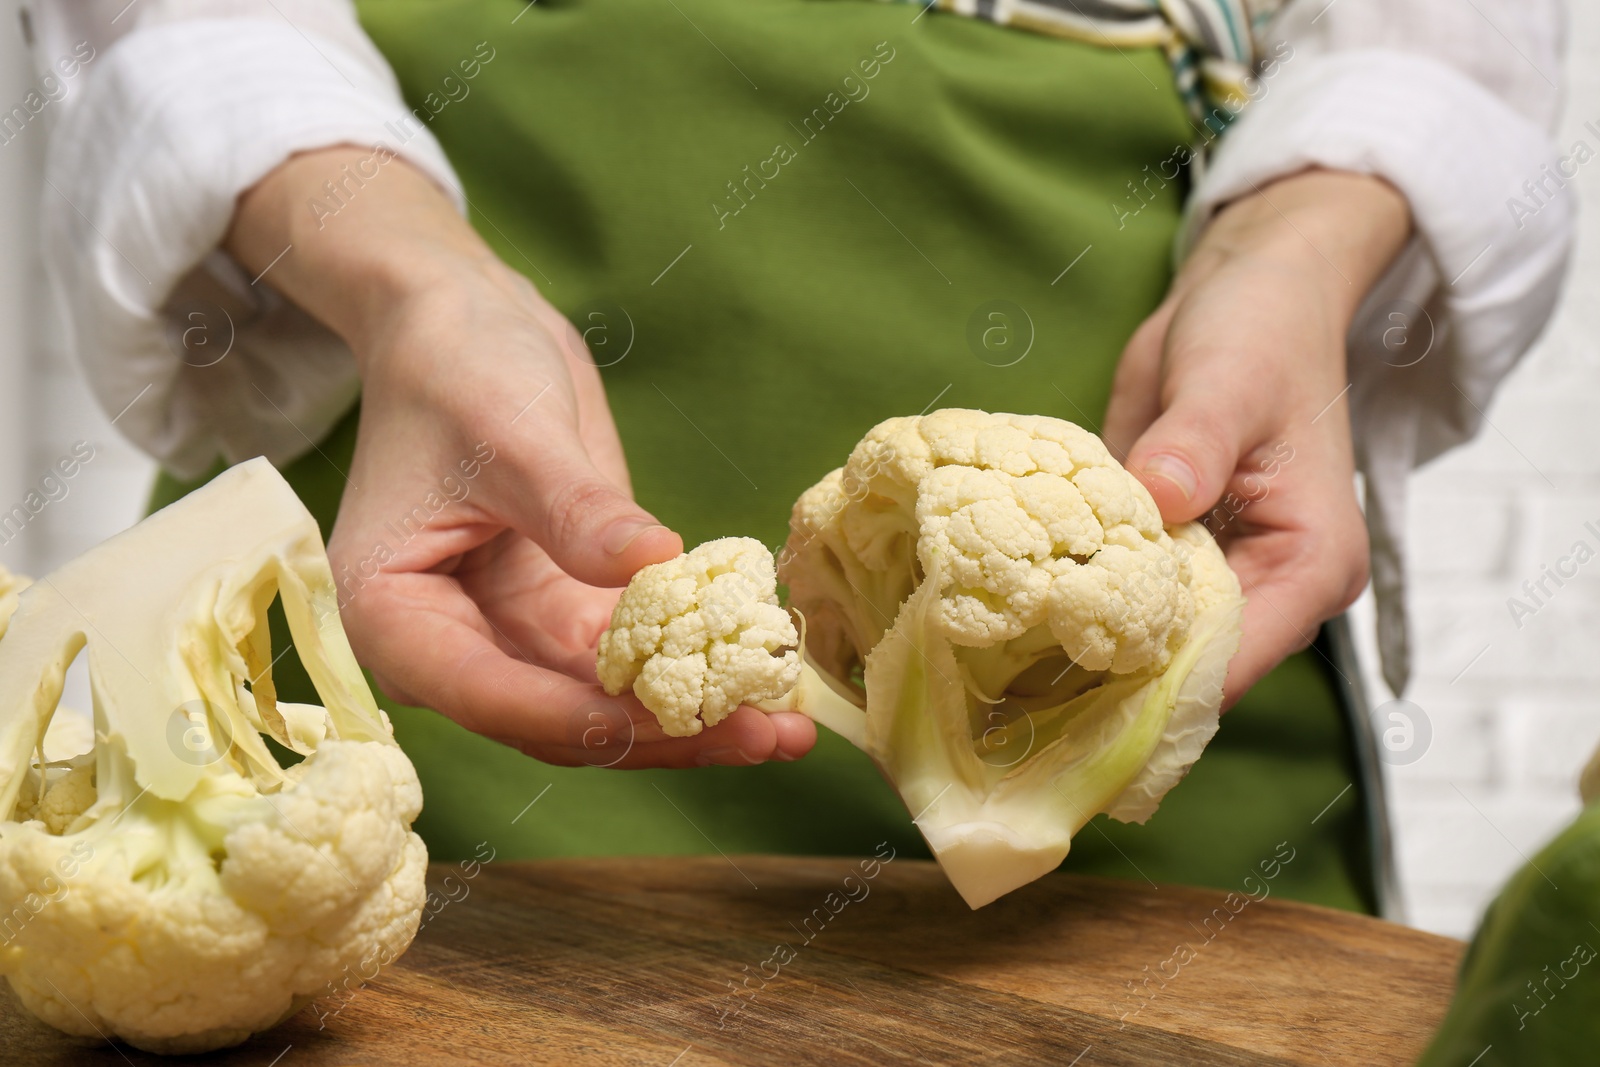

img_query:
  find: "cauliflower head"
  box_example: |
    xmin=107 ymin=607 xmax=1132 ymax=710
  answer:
xmin=0 ymin=460 xmax=426 ymax=1053
xmin=597 ymin=537 xmax=801 ymax=737
xmin=777 ymin=410 xmax=1244 ymax=906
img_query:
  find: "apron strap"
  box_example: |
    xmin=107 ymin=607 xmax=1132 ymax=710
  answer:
xmin=892 ymin=0 xmax=1285 ymax=129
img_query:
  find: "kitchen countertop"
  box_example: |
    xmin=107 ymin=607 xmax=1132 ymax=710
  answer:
xmin=0 ymin=855 xmax=1463 ymax=1065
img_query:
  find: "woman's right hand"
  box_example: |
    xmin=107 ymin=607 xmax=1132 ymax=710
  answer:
xmin=225 ymin=146 xmax=817 ymax=767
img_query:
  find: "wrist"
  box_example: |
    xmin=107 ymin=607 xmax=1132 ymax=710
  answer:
xmin=225 ymin=145 xmax=504 ymax=357
xmin=1196 ymin=168 xmax=1412 ymax=325
xmin=350 ymin=253 xmax=543 ymax=384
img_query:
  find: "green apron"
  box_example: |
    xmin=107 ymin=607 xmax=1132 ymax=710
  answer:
xmin=153 ymin=0 xmax=1376 ymax=913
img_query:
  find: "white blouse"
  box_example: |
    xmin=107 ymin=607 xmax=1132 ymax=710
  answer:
xmin=25 ymin=0 xmax=1574 ymax=695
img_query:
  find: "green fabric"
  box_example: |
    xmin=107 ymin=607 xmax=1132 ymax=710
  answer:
xmin=1417 ymin=801 xmax=1600 ymax=1066
xmin=151 ymin=0 xmax=1374 ymax=913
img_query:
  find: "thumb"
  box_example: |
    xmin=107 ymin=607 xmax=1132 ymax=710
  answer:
xmin=490 ymin=431 xmax=683 ymax=587
xmin=1123 ymin=391 xmax=1253 ymax=526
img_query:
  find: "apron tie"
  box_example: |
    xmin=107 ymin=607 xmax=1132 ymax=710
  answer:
xmin=901 ymin=0 xmax=1286 ymax=129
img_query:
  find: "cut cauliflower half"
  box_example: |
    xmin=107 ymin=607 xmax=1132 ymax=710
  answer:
xmin=779 ymin=410 xmax=1244 ymax=907
xmin=597 ymin=537 xmax=802 ymax=737
xmin=0 ymin=459 xmax=426 ymax=1054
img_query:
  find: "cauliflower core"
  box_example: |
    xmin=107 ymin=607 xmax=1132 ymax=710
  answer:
xmin=598 ymin=538 xmax=801 ymax=737
xmin=0 ymin=461 xmax=426 ymax=1053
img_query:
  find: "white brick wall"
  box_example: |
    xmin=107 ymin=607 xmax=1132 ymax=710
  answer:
xmin=0 ymin=0 xmax=1595 ymax=942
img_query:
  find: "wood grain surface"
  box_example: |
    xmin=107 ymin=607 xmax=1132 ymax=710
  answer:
xmin=0 ymin=856 xmax=1462 ymax=1065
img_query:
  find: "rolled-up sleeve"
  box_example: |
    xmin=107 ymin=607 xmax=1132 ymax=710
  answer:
xmin=34 ymin=0 xmax=463 ymax=478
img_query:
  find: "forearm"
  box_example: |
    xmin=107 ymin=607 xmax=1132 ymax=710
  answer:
xmin=1187 ymin=169 xmax=1413 ymax=327
xmin=224 ymin=146 xmax=501 ymax=360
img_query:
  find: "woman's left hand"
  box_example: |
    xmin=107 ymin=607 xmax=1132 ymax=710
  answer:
xmin=1103 ymin=168 xmax=1412 ymax=707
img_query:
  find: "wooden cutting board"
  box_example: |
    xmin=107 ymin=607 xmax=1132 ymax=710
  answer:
xmin=0 ymin=856 xmax=1462 ymax=1065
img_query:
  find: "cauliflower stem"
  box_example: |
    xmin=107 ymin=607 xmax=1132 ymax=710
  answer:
xmin=752 ymin=650 xmax=869 ymax=749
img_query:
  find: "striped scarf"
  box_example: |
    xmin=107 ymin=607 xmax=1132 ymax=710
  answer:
xmin=906 ymin=0 xmax=1287 ymax=128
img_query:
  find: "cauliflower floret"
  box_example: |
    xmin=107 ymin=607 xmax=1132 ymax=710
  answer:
xmin=15 ymin=759 xmax=97 ymax=836
xmin=804 ymin=409 xmax=1197 ymax=673
xmin=0 ymin=741 xmax=425 ymax=1055
xmin=1046 ymin=537 xmax=1194 ymax=673
xmin=598 ymin=537 xmax=801 ymax=737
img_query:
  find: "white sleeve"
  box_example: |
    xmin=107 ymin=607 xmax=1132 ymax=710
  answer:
xmin=1178 ymin=0 xmax=1574 ymax=696
xmin=33 ymin=0 xmax=465 ymax=478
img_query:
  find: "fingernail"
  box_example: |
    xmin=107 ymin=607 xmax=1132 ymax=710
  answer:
xmin=771 ymin=748 xmax=799 ymax=762
xmin=603 ymin=519 xmax=666 ymax=557
xmin=1142 ymin=454 xmax=1198 ymax=502
xmin=695 ymin=745 xmax=754 ymax=767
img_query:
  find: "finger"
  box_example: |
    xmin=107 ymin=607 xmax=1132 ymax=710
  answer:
xmin=346 ymin=573 xmax=663 ymax=747
xmin=1102 ymin=299 xmax=1176 ymax=459
xmin=767 ymin=710 xmax=817 ymax=761
xmin=522 ymin=707 xmax=818 ymax=769
xmin=348 ymin=573 xmax=810 ymax=766
xmin=1222 ymin=549 xmax=1321 ymax=709
xmin=1223 ymin=566 xmax=1336 ymax=711
xmin=1219 ymin=502 xmax=1369 ymax=708
xmin=453 ymin=533 xmax=625 ymax=676
xmin=546 ymin=309 xmax=638 ymax=496
xmin=487 ymin=422 xmax=683 ymax=588
xmin=1124 ymin=365 xmax=1279 ymax=525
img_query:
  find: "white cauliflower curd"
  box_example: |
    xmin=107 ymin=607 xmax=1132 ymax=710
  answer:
xmin=597 ymin=537 xmax=801 ymax=738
